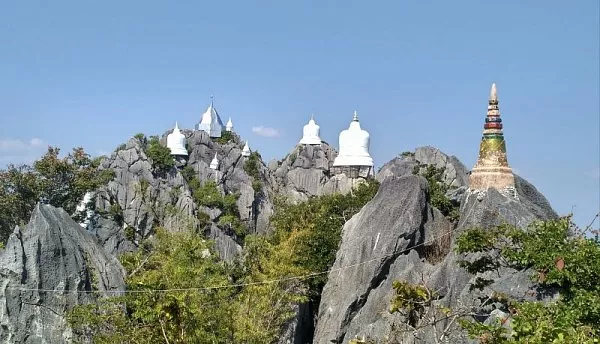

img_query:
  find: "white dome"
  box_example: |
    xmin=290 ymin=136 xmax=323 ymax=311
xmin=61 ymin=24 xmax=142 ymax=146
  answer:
xmin=332 ymin=111 xmax=373 ymax=167
xmin=241 ymin=141 xmax=251 ymax=157
xmin=196 ymin=98 xmax=224 ymax=137
xmin=299 ymin=115 xmax=322 ymax=145
xmin=167 ymin=122 xmax=188 ymax=156
xmin=210 ymin=153 xmax=219 ymax=170
xmin=226 ymin=117 xmax=234 ymax=132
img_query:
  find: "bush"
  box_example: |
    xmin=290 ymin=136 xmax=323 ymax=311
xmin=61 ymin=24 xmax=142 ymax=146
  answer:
xmin=145 ymin=137 xmax=174 ymax=172
xmin=215 ymin=130 xmax=235 ymax=144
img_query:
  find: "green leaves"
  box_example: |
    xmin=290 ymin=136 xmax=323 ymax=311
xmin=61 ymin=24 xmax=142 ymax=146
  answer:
xmin=455 ymin=218 xmax=600 ymax=342
xmin=0 ymin=146 xmax=115 ymax=243
xmin=145 ymin=136 xmax=174 ymax=172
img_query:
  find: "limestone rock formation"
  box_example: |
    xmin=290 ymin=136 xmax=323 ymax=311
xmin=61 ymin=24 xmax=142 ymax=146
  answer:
xmin=314 ymin=150 xmax=557 ymax=343
xmin=0 ymin=204 xmax=125 ymax=344
xmin=273 ymin=143 xmax=337 ymax=201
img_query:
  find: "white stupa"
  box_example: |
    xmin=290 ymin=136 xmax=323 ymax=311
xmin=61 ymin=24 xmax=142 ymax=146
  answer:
xmin=210 ymin=153 xmax=219 ymax=170
xmin=241 ymin=141 xmax=251 ymax=157
xmin=332 ymin=111 xmax=374 ymax=168
xmin=166 ymin=122 xmax=188 ymax=156
xmin=226 ymin=117 xmax=234 ymax=132
xmin=196 ymin=97 xmax=224 ymax=137
xmin=299 ymin=115 xmax=322 ymax=145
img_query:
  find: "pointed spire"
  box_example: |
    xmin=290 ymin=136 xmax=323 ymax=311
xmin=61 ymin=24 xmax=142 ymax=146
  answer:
xmin=226 ymin=117 xmax=234 ymax=132
xmin=210 ymin=152 xmax=219 ymax=170
xmin=310 ymin=113 xmax=314 ymax=121
xmin=353 ymin=110 xmax=359 ymax=121
xmin=489 ymin=83 xmax=497 ymax=101
xmin=241 ymin=141 xmax=251 ymax=157
xmin=210 ymin=94 xmax=214 ymax=107
xmin=174 ymin=121 xmax=180 ymax=131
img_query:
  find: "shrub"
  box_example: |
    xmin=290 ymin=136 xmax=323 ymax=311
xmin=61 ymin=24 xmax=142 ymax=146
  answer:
xmin=216 ymin=130 xmax=235 ymax=144
xmin=145 ymin=137 xmax=174 ymax=172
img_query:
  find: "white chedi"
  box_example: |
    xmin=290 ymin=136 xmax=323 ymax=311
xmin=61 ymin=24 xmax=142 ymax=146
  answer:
xmin=226 ymin=117 xmax=234 ymax=132
xmin=209 ymin=153 xmax=219 ymax=170
xmin=299 ymin=115 xmax=322 ymax=145
xmin=166 ymin=122 xmax=188 ymax=156
xmin=332 ymin=111 xmax=374 ymax=167
xmin=196 ymin=98 xmax=224 ymax=137
xmin=241 ymin=141 xmax=251 ymax=157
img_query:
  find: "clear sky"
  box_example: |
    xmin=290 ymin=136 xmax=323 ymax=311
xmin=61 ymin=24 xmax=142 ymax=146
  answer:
xmin=1 ymin=1 xmax=598 ymax=226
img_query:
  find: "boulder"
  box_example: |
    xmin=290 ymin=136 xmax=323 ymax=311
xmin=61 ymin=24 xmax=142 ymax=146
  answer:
xmin=0 ymin=204 xmax=125 ymax=343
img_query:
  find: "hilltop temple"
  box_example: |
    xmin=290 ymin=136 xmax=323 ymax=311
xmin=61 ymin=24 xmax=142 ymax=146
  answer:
xmin=332 ymin=111 xmax=374 ymax=178
xmin=469 ymin=83 xmax=515 ymax=192
xmin=299 ymin=115 xmax=322 ymax=145
xmin=166 ymin=122 xmax=188 ymax=156
xmin=196 ymin=97 xmax=224 ymax=137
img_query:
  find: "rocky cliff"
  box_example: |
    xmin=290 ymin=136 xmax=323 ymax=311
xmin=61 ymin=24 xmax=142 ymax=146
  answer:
xmin=0 ymin=204 xmax=125 ymax=344
xmin=313 ymin=147 xmax=557 ymax=344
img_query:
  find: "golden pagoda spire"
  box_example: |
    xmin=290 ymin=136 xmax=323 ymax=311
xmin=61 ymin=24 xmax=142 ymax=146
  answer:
xmin=468 ymin=83 xmax=515 ymax=192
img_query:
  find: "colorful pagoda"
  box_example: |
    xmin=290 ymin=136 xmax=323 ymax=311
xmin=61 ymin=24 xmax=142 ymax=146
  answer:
xmin=469 ymin=83 xmax=515 ymax=191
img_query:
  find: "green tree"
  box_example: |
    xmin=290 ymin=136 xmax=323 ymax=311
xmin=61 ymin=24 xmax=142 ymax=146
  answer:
xmin=0 ymin=147 xmax=114 ymax=243
xmin=414 ymin=164 xmax=459 ymax=221
xmin=69 ymin=229 xmax=236 ymax=344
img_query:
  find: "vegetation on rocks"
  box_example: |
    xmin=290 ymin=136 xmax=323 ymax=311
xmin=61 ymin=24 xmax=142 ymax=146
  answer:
xmin=0 ymin=146 xmax=114 ymax=243
xmin=414 ymin=164 xmax=459 ymax=221
xmin=244 ymin=151 xmax=263 ymax=193
xmin=389 ymin=217 xmax=600 ymax=343
xmin=145 ymin=136 xmax=174 ymax=172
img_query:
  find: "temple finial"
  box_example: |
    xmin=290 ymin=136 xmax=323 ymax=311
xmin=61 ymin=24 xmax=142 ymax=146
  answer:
xmin=175 ymin=121 xmax=179 ymax=130
xmin=490 ymin=83 xmax=497 ymax=101
xmin=353 ymin=110 xmax=359 ymax=121
xmin=311 ymin=113 xmax=314 ymax=121
xmin=210 ymin=95 xmax=214 ymax=107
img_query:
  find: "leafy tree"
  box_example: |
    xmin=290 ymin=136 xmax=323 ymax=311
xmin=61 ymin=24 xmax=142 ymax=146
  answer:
xmin=0 ymin=164 xmax=39 ymax=242
xmin=145 ymin=136 xmax=174 ymax=172
xmin=215 ymin=130 xmax=235 ymax=144
xmin=454 ymin=217 xmax=600 ymax=342
xmin=0 ymin=147 xmax=114 ymax=243
xmin=69 ymin=229 xmax=236 ymax=343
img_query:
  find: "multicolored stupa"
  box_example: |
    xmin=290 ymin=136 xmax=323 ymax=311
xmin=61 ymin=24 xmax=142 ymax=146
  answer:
xmin=469 ymin=83 xmax=515 ymax=191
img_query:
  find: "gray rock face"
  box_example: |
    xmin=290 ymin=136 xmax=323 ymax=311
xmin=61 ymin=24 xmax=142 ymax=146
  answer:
xmin=95 ymin=137 xmax=196 ymax=249
xmin=0 ymin=204 xmax=125 ymax=344
xmin=314 ymin=175 xmax=450 ymax=343
xmin=274 ymin=144 xmax=338 ymax=202
xmin=459 ymin=175 xmax=557 ymax=230
xmin=377 ymin=147 xmax=469 ymax=189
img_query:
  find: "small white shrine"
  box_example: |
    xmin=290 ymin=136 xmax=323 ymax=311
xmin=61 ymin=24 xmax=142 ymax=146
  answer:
xmin=241 ymin=141 xmax=251 ymax=157
xmin=226 ymin=118 xmax=234 ymax=132
xmin=166 ymin=122 xmax=188 ymax=156
xmin=196 ymin=97 xmax=224 ymax=137
xmin=299 ymin=115 xmax=322 ymax=145
xmin=209 ymin=153 xmax=220 ymax=170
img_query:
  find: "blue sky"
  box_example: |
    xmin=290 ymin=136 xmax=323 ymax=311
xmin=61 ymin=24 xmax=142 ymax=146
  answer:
xmin=1 ymin=1 xmax=598 ymax=226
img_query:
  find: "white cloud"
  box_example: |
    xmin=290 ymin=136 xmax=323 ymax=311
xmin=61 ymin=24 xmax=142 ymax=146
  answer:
xmin=0 ymin=137 xmax=48 ymax=167
xmin=251 ymin=126 xmax=282 ymax=138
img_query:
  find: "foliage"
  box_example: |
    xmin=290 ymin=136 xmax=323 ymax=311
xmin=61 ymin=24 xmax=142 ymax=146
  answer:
xmin=270 ymin=180 xmax=380 ymax=299
xmin=400 ymin=151 xmax=415 ymax=158
xmin=455 ymin=217 xmax=600 ymax=343
xmin=69 ymin=229 xmax=236 ymax=343
xmin=215 ymin=130 xmax=235 ymax=144
xmin=414 ymin=164 xmax=459 ymax=222
xmin=133 ymin=133 xmax=146 ymax=143
xmin=243 ymin=151 xmax=261 ymax=179
xmin=390 ymin=280 xmax=433 ymax=327
xmin=0 ymin=147 xmax=114 ymax=243
xmin=145 ymin=136 xmax=174 ymax=173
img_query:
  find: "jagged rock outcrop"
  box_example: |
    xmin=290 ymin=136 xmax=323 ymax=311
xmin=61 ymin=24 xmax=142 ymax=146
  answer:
xmin=313 ymin=175 xmax=452 ymax=343
xmin=273 ymin=143 xmax=366 ymax=202
xmin=93 ymin=137 xmax=196 ymax=253
xmin=0 ymin=204 xmax=125 ymax=344
xmin=315 ymin=148 xmax=558 ymax=343
xmin=92 ymin=129 xmax=276 ymax=257
xmin=273 ymin=143 xmax=337 ymax=201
